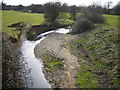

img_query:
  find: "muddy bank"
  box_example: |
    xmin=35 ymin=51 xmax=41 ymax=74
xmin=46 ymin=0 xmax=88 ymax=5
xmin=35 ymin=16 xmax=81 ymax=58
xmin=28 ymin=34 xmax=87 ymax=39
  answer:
xmin=2 ymin=32 xmax=24 ymax=88
xmin=2 ymin=23 xmax=29 ymax=88
xmin=34 ymin=33 xmax=79 ymax=88
xmin=26 ymin=24 xmax=69 ymax=41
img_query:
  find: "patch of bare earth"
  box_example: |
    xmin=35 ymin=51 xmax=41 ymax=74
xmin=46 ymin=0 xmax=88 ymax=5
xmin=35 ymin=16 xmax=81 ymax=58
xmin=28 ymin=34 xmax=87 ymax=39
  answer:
xmin=34 ymin=33 xmax=79 ymax=88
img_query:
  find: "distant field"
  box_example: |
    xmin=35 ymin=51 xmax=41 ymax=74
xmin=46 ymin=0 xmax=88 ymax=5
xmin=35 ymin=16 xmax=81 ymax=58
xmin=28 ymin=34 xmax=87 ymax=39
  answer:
xmin=2 ymin=10 xmax=44 ymax=38
xmin=103 ymin=14 xmax=118 ymax=26
xmin=2 ymin=10 xmax=118 ymax=39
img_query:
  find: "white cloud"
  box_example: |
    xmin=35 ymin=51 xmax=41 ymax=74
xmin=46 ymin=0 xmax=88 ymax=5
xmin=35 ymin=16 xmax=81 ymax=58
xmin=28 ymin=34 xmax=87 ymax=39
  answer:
xmin=2 ymin=0 xmax=119 ymax=6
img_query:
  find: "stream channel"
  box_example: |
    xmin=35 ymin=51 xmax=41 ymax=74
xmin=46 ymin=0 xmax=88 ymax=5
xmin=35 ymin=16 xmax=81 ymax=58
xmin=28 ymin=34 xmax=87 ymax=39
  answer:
xmin=20 ymin=28 xmax=70 ymax=88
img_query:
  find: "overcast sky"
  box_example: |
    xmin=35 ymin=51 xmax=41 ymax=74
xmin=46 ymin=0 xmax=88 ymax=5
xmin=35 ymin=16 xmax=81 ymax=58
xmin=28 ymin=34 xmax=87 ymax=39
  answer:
xmin=1 ymin=0 xmax=119 ymax=7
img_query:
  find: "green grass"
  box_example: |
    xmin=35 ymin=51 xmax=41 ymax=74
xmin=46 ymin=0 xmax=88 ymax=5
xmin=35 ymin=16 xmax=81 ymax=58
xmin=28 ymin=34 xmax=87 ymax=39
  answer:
xmin=103 ymin=14 xmax=118 ymax=26
xmin=70 ymin=15 xmax=120 ymax=88
xmin=70 ymin=26 xmax=119 ymax=88
xmin=2 ymin=10 xmax=44 ymax=38
xmin=57 ymin=12 xmax=74 ymax=25
xmin=57 ymin=18 xmax=74 ymax=25
xmin=58 ymin=13 xmax=118 ymax=27
xmin=76 ymin=64 xmax=99 ymax=88
xmin=2 ymin=10 xmax=75 ymax=39
xmin=2 ymin=10 xmax=118 ymax=39
xmin=95 ymin=14 xmax=118 ymax=26
xmin=2 ymin=10 xmax=44 ymax=26
xmin=0 ymin=11 xmax=2 ymax=31
xmin=42 ymin=53 xmax=64 ymax=71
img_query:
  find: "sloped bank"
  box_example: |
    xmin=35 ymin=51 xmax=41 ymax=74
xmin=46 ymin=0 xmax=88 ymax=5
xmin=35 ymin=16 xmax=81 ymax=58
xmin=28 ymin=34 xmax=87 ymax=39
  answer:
xmin=26 ymin=24 xmax=70 ymax=41
xmin=34 ymin=33 xmax=79 ymax=88
xmin=2 ymin=23 xmax=30 ymax=88
xmin=34 ymin=26 xmax=119 ymax=88
xmin=69 ymin=26 xmax=119 ymax=88
xmin=2 ymin=20 xmax=71 ymax=88
xmin=2 ymin=32 xmax=24 ymax=88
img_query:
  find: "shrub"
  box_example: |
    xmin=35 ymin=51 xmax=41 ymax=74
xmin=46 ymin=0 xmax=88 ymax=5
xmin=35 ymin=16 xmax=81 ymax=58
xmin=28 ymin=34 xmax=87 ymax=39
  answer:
xmin=72 ymin=17 xmax=94 ymax=33
xmin=44 ymin=2 xmax=62 ymax=24
xmin=84 ymin=13 xmax=105 ymax=23
xmin=81 ymin=8 xmax=105 ymax=23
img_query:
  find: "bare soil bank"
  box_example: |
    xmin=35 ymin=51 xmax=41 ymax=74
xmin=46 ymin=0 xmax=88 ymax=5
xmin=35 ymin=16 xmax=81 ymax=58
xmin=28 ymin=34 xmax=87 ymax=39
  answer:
xmin=26 ymin=24 xmax=69 ymax=41
xmin=34 ymin=33 xmax=79 ymax=88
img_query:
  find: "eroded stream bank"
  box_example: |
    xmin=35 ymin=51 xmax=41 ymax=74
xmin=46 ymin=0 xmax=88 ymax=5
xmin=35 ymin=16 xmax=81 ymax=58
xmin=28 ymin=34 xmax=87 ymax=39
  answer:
xmin=20 ymin=38 xmax=51 ymax=88
xmin=2 ymin=20 xmax=76 ymax=88
xmin=34 ymin=31 xmax=79 ymax=88
xmin=20 ymin=28 xmax=79 ymax=88
xmin=2 ymin=32 xmax=24 ymax=88
xmin=2 ymin=21 xmax=119 ymax=88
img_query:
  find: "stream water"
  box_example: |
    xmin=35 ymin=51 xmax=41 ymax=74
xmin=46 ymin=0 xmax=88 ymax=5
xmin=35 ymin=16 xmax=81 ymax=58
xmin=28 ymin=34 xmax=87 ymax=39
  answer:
xmin=20 ymin=28 xmax=70 ymax=88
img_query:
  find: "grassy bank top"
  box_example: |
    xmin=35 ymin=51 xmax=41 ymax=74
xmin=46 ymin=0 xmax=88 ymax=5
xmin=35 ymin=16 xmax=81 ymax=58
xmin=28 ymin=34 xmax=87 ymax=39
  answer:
xmin=2 ymin=10 xmax=44 ymax=26
xmin=2 ymin=10 xmax=118 ymax=39
xmin=70 ymin=26 xmax=119 ymax=88
xmin=102 ymin=15 xmax=118 ymax=26
xmin=2 ymin=10 xmax=44 ymax=38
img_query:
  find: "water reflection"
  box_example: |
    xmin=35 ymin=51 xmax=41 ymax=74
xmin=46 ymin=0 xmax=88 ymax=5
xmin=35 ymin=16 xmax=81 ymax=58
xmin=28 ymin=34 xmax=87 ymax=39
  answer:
xmin=20 ymin=28 xmax=69 ymax=88
xmin=21 ymin=37 xmax=51 ymax=88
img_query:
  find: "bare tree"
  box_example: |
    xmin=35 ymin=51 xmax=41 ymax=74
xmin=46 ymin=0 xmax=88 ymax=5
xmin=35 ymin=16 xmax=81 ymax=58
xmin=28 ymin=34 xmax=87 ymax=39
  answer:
xmin=69 ymin=5 xmax=77 ymax=21
xmin=106 ymin=2 xmax=113 ymax=9
xmin=44 ymin=2 xmax=62 ymax=24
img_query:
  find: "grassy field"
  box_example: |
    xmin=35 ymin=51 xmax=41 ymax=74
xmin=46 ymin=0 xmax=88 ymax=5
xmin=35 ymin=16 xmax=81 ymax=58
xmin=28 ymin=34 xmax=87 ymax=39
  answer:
xmin=69 ymin=13 xmax=119 ymax=87
xmin=70 ymin=26 xmax=119 ymax=88
xmin=2 ymin=10 xmax=74 ymax=39
xmin=103 ymin=14 xmax=118 ymax=26
xmin=97 ymin=14 xmax=118 ymax=27
xmin=2 ymin=10 xmax=119 ymax=88
xmin=2 ymin=10 xmax=118 ymax=39
xmin=2 ymin=10 xmax=44 ymax=38
xmin=57 ymin=13 xmax=118 ymax=27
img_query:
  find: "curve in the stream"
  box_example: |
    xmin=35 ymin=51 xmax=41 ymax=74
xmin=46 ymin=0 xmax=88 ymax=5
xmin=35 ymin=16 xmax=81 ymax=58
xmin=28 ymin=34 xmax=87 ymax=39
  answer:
xmin=20 ymin=28 xmax=70 ymax=88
